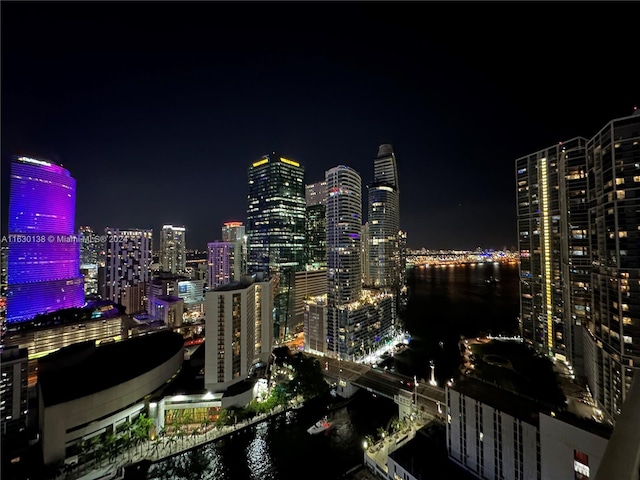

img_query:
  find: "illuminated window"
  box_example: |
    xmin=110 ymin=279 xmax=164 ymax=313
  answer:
xmin=574 ymin=450 xmax=589 ymax=479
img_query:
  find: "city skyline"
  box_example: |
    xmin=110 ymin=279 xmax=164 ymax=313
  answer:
xmin=2 ymin=2 xmax=638 ymax=250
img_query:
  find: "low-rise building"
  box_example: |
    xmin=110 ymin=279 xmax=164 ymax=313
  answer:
xmin=37 ymin=331 xmax=184 ymax=465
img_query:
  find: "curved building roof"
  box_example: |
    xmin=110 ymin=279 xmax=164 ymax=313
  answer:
xmin=38 ymin=331 xmax=184 ymax=406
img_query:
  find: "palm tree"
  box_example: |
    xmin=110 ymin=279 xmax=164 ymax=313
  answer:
xmin=176 ymin=426 xmax=186 ymax=448
xmin=150 ymin=437 xmax=162 ymax=459
xmin=166 ymin=433 xmax=178 ymax=454
xmin=104 ymin=433 xmax=117 ymax=464
xmin=190 ymin=426 xmax=200 ymax=447
xmin=201 ymin=417 xmax=212 ymax=440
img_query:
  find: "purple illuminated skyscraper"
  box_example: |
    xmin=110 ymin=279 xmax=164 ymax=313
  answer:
xmin=6 ymin=156 xmax=85 ymax=323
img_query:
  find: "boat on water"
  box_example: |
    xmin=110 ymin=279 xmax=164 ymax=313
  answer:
xmin=307 ymin=416 xmax=332 ymax=434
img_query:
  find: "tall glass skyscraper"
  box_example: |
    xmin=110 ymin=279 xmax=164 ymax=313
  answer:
xmin=367 ymin=144 xmax=401 ymax=289
xmin=246 ymin=153 xmax=306 ymax=339
xmin=305 ymin=180 xmax=328 ymax=268
xmin=7 ymin=156 xmax=84 ymax=323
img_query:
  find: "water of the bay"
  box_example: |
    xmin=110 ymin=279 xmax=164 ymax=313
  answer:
xmin=140 ymin=262 xmax=520 ymax=480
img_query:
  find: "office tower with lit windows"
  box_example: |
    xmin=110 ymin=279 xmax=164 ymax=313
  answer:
xmin=246 ymin=153 xmax=306 ymax=339
xmin=79 ymin=226 xmax=99 ymax=265
xmin=204 ymin=277 xmax=274 ymax=392
xmin=104 ymin=228 xmax=152 ymax=315
xmin=207 ymin=241 xmax=243 ymax=289
xmin=78 ymin=226 xmax=100 ymax=297
xmin=6 ymin=156 xmax=85 ymax=323
xmin=516 ymin=137 xmax=589 ymax=369
xmin=583 ymin=110 xmax=640 ymax=418
xmin=160 ymin=225 xmax=186 ymax=274
xmin=305 ymin=180 xmax=328 ymax=268
xmin=367 ymin=144 xmax=401 ymax=290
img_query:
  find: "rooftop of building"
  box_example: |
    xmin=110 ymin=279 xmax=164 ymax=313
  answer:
xmin=466 ymin=339 xmax=566 ymax=409
xmin=457 ymin=339 xmax=614 ymax=438
xmin=451 ymin=376 xmax=544 ymax=426
xmin=151 ymin=272 xmax=191 ymax=283
xmin=154 ymin=295 xmax=183 ymax=303
xmin=38 ymin=330 xmax=184 ymax=407
xmin=212 ymin=275 xmax=257 ymax=292
xmin=6 ymin=302 xmax=124 ymax=332
xmin=388 ymin=421 xmax=476 ymax=479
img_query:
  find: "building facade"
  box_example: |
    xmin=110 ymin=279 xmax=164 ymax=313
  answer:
xmin=447 ymin=380 xmax=610 ymax=480
xmin=584 ymin=111 xmax=640 ymax=418
xmin=0 ymin=346 xmax=29 ymax=465
xmin=326 ymin=165 xmax=361 ymax=357
xmin=516 ymin=138 xmax=589 ymax=366
xmin=516 ymin=110 xmax=640 ymax=421
xmin=159 ymin=225 xmax=186 ymax=274
xmin=367 ymin=144 xmax=401 ymax=290
xmin=6 ymin=156 xmax=85 ymax=323
xmin=104 ymin=228 xmax=152 ymax=315
xmin=208 ymin=241 xmax=242 ymax=289
xmin=221 ymin=221 xmax=245 ymax=242
xmin=246 ymin=153 xmax=306 ymax=339
xmin=204 ymin=277 xmax=274 ymax=392
xmin=79 ymin=226 xmax=101 ymax=297
xmin=294 ymin=269 xmax=327 ymax=333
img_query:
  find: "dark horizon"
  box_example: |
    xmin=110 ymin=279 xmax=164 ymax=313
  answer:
xmin=2 ymin=1 xmax=638 ymax=250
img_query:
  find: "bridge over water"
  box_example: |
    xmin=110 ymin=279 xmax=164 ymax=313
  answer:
xmin=308 ymin=354 xmax=446 ymax=422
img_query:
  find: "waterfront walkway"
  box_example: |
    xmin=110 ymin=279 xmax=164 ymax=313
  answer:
xmin=64 ymin=401 xmax=301 ymax=480
xmin=362 ymin=412 xmax=431 ymax=478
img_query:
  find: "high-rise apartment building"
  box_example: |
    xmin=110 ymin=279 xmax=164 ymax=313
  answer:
xmin=246 ymin=153 xmax=306 ymax=339
xmin=207 ymin=241 xmax=243 ymax=289
xmin=367 ymin=144 xmax=401 ymax=290
xmin=204 ymin=277 xmax=274 ymax=392
xmin=6 ymin=156 xmax=84 ymax=323
xmin=327 ymin=165 xmax=363 ymax=307
xmin=325 ymin=165 xmax=395 ymax=358
xmin=516 ymin=138 xmax=588 ymax=365
xmin=516 ymin=109 xmax=640 ymax=421
xmin=584 ymin=111 xmax=640 ymax=417
xmin=160 ymin=225 xmax=186 ymax=274
xmin=104 ymin=228 xmax=152 ymax=315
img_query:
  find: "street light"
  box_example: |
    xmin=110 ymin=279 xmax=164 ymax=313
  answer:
xmin=429 ymin=360 xmax=437 ymax=386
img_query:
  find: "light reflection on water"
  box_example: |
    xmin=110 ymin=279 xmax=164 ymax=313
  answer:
xmin=246 ymin=421 xmax=276 ymax=480
xmin=144 ymin=392 xmax=398 ymax=480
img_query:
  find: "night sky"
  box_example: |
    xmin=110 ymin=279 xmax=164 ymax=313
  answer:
xmin=2 ymin=1 xmax=638 ymax=251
